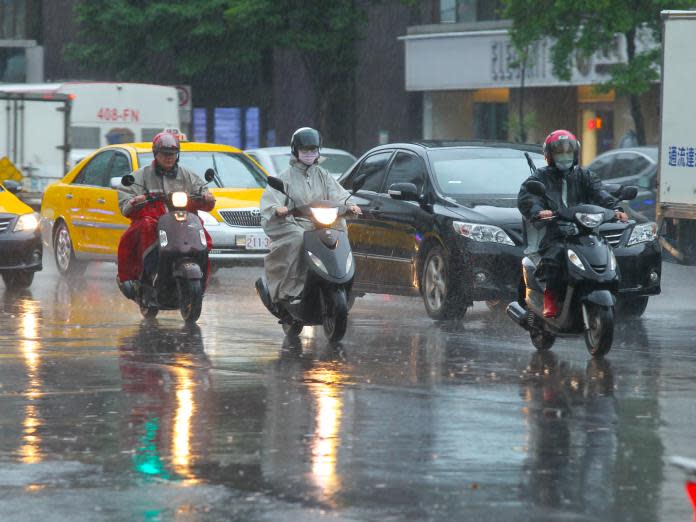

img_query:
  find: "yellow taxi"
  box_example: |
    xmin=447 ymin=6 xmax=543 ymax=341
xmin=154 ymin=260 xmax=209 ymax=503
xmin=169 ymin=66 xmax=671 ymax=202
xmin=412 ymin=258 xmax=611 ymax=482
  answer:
xmin=0 ymin=180 xmax=42 ymax=288
xmin=40 ymin=141 xmax=269 ymax=276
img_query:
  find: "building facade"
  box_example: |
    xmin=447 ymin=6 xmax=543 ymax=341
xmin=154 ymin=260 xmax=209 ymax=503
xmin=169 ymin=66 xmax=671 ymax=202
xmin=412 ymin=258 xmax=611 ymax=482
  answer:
xmin=0 ymin=0 xmax=43 ymax=83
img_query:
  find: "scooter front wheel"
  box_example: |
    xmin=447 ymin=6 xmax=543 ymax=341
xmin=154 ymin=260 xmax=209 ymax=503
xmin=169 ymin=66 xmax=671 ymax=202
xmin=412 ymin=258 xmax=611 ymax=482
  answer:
xmin=282 ymin=321 xmax=304 ymax=337
xmin=179 ymin=279 xmax=203 ymax=323
xmin=530 ymin=329 xmax=555 ymax=351
xmin=140 ymin=303 xmax=159 ymax=319
xmin=321 ymin=287 xmax=348 ymax=342
xmin=583 ymin=304 xmax=614 ymax=358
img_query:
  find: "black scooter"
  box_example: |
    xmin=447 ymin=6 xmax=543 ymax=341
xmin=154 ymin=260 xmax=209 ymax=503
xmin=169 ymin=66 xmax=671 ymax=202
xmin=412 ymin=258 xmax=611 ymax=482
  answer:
xmin=120 ymin=169 xmax=215 ymax=323
xmin=506 ymin=180 xmax=638 ymax=357
xmin=255 ymin=176 xmax=356 ymax=342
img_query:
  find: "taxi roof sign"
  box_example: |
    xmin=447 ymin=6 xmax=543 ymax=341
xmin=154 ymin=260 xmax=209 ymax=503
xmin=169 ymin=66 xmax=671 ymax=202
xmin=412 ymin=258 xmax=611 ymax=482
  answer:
xmin=0 ymin=156 xmax=23 ymax=182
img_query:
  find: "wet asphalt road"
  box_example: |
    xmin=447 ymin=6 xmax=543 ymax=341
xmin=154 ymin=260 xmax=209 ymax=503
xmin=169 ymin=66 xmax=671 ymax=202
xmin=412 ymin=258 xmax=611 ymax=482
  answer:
xmin=1 ymin=261 xmax=695 ymax=521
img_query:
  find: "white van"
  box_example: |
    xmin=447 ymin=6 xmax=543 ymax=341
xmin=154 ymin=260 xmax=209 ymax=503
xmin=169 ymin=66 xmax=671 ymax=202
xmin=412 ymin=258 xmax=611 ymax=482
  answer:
xmin=0 ymin=82 xmax=179 ymax=190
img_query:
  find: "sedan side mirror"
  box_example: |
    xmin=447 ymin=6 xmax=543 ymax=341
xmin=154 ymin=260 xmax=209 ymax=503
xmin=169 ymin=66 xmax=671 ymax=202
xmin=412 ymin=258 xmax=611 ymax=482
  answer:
xmin=525 ymin=180 xmax=546 ymax=197
xmin=3 ymin=180 xmax=22 ymax=194
xmin=266 ymin=176 xmax=286 ymax=194
xmin=387 ymin=182 xmax=419 ymax=202
xmin=121 ymin=174 xmax=135 ymax=187
xmin=619 ymin=185 xmax=638 ymax=201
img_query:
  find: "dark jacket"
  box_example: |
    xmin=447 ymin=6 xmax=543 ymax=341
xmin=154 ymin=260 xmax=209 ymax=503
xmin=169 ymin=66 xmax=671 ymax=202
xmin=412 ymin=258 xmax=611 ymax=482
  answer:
xmin=518 ymin=165 xmax=619 ymax=221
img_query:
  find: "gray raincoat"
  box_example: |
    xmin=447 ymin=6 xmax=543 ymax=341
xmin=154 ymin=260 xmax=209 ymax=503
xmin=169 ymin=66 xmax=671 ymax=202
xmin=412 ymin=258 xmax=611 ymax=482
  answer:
xmin=260 ymin=157 xmax=351 ymax=302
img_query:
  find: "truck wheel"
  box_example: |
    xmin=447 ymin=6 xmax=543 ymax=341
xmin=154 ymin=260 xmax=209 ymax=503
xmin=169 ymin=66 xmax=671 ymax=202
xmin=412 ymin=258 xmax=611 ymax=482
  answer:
xmin=422 ymin=246 xmax=467 ymax=320
xmin=54 ymin=222 xmax=86 ymax=277
xmin=2 ymin=271 xmax=34 ymax=290
xmin=617 ymin=296 xmax=649 ymax=317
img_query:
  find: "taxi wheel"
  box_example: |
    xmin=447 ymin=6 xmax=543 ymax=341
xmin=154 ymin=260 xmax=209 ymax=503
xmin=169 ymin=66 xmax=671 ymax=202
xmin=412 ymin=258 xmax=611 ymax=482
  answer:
xmin=54 ymin=222 xmax=86 ymax=277
xmin=2 ymin=271 xmax=34 ymax=290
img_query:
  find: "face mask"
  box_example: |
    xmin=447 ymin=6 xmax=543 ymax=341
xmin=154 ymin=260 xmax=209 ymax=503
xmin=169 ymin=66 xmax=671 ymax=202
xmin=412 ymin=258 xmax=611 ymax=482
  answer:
xmin=298 ymin=150 xmax=319 ymax=166
xmin=553 ymin=153 xmax=574 ymax=172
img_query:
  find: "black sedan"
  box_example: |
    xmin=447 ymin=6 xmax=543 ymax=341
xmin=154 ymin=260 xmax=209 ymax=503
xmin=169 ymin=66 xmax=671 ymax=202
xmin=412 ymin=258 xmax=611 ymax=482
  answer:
xmin=340 ymin=142 xmax=661 ymax=320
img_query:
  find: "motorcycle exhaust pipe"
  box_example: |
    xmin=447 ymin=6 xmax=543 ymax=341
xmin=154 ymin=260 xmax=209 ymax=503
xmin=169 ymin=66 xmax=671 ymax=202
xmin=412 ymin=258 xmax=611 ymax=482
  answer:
xmin=506 ymin=302 xmax=529 ymax=330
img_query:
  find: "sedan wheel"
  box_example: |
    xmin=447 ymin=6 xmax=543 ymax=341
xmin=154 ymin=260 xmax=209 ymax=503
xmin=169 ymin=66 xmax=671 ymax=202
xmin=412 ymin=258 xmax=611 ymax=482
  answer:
xmin=422 ymin=246 xmax=467 ymax=321
xmin=54 ymin=222 xmax=86 ymax=277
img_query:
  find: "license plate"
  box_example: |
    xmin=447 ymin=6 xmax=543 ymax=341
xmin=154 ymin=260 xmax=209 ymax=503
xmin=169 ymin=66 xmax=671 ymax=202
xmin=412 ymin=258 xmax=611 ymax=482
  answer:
xmin=245 ymin=234 xmax=270 ymax=250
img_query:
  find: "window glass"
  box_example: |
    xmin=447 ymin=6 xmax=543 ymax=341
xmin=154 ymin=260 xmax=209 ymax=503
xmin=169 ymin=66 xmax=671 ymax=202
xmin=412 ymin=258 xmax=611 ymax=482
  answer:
xmin=610 ymin=152 xmax=649 ymax=178
xmin=109 ymin=152 xmax=132 ymax=180
xmin=71 ymin=126 xmax=101 ymax=149
xmin=474 ymin=103 xmax=508 ymax=140
xmin=428 ymin=148 xmax=546 ymax=196
xmin=73 ymin=150 xmax=115 ymax=186
xmin=138 ymin=152 xmax=267 ymax=189
xmin=588 ymin=156 xmax=613 ymax=180
xmin=322 ymin=153 xmax=356 ymax=179
xmin=384 ymin=152 xmax=426 ymax=193
xmin=344 ymin=151 xmax=393 ymax=193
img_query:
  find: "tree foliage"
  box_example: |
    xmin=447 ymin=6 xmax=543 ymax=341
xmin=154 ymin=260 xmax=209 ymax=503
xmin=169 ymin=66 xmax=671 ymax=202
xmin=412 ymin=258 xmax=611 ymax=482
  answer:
xmin=503 ymin=0 xmax=696 ymax=144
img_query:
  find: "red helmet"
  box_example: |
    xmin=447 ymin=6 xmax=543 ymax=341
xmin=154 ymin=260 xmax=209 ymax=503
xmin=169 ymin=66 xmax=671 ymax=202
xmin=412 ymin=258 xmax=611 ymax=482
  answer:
xmin=152 ymin=132 xmax=180 ymax=157
xmin=543 ymin=129 xmax=580 ymax=168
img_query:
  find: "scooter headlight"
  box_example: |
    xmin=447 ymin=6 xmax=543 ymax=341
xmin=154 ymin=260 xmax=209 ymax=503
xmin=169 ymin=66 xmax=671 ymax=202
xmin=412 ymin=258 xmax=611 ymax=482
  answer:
xmin=609 ymin=249 xmax=617 ymax=271
xmin=567 ymin=249 xmax=585 ymax=271
xmin=575 ymin=212 xmax=604 ymax=228
xmin=346 ymin=253 xmax=353 ymax=274
xmin=199 ymin=229 xmax=206 ymax=246
xmin=159 ymin=229 xmax=168 ymax=247
xmin=171 ymin=191 xmax=188 ymax=209
xmin=311 ymin=207 xmax=339 ymax=225
xmin=627 ymin=222 xmax=658 ymax=246
xmin=308 ymin=250 xmax=327 ymax=274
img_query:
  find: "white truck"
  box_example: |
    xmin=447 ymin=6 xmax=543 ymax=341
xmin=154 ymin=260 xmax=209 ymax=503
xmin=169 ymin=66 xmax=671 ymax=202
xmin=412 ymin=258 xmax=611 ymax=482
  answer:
xmin=658 ymin=11 xmax=696 ymax=263
xmin=0 ymin=82 xmax=180 ymax=194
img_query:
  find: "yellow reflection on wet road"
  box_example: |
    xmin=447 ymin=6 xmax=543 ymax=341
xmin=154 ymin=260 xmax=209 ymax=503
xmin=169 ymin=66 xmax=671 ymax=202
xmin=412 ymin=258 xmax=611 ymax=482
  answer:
xmin=171 ymin=360 xmax=196 ymax=481
xmin=19 ymin=299 xmax=42 ymax=463
xmin=307 ymin=366 xmax=344 ymax=504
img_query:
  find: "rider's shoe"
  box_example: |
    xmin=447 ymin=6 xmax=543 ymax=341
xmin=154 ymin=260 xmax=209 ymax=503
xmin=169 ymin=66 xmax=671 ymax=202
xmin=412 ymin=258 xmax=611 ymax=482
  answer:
xmin=543 ymin=288 xmax=559 ymax=318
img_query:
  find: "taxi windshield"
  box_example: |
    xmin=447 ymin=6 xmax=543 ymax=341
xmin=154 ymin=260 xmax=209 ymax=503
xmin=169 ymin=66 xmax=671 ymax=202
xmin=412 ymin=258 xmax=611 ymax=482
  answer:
xmin=138 ymin=151 xmax=267 ymax=189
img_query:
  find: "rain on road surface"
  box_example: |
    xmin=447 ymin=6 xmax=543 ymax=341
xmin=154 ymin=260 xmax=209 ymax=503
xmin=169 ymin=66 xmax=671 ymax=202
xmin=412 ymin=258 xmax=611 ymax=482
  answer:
xmin=0 ymin=261 xmax=695 ymax=521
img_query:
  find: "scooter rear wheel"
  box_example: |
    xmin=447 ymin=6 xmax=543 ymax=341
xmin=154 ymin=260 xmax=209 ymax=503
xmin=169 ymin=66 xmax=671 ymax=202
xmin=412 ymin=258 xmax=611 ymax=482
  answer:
xmin=583 ymin=304 xmax=614 ymax=358
xmin=322 ymin=287 xmax=348 ymax=342
xmin=179 ymin=279 xmax=203 ymax=323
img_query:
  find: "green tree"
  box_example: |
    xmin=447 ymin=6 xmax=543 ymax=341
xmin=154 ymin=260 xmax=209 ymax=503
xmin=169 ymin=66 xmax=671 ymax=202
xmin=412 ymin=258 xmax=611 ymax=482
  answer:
xmin=66 ymin=0 xmax=267 ymax=111
xmin=504 ymin=0 xmax=696 ymax=145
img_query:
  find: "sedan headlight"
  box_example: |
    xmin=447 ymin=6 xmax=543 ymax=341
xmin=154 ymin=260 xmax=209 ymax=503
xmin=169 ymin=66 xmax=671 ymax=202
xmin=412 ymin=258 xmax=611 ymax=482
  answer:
xmin=311 ymin=207 xmax=339 ymax=225
xmin=627 ymin=222 xmax=658 ymax=246
xmin=575 ymin=212 xmax=604 ymax=228
xmin=567 ymin=249 xmax=586 ymax=271
xmin=171 ymin=191 xmax=188 ymax=209
xmin=13 ymin=212 xmax=40 ymax=232
xmin=197 ymin=210 xmax=219 ymax=226
xmin=452 ymin=221 xmax=514 ymax=246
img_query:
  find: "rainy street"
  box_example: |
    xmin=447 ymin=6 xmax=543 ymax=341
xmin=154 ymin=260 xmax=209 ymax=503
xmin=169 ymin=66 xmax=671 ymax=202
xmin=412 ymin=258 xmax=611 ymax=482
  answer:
xmin=0 ymin=261 xmax=693 ymax=521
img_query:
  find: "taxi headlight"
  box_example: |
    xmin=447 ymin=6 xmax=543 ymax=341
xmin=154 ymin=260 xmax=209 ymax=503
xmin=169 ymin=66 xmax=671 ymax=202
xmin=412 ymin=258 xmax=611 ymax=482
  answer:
xmin=13 ymin=212 xmax=40 ymax=232
xmin=575 ymin=212 xmax=604 ymax=228
xmin=627 ymin=222 xmax=658 ymax=246
xmin=310 ymin=207 xmax=339 ymax=225
xmin=567 ymin=249 xmax=586 ymax=271
xmin=197 ymin=210 xmax=219 ymax=226
xmin=452 ymin=221 xmax=514 ymax=246
xmin=171 ymin=191 xmax=188 ymax=209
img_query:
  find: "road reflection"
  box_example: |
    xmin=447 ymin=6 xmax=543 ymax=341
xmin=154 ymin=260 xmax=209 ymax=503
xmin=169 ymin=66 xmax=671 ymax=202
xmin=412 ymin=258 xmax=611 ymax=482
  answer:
xmin=18 ymin=295 xmax=43 ymax=464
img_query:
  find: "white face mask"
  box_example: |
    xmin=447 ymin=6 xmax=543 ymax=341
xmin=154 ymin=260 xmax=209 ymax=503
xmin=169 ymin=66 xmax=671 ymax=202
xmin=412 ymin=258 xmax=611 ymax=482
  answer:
xmin=298 ymin=150 xmax=319 ymax=166
xmin=553 ymin=153 xmax=574 ymax=172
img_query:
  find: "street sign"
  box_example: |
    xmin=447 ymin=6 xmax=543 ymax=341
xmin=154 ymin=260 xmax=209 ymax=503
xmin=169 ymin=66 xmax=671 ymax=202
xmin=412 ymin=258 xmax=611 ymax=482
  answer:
xmin=0 ymin=156 xmax=23 ymax=182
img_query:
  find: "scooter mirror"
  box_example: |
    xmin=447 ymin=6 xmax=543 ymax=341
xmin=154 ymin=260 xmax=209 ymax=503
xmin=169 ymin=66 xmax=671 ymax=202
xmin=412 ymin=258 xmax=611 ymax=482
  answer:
xmin=204 ymin=168 xmax=216 ymax=183
xmin=267 ymin=176 xmax=286 ymax=194
xmin=619 ymin=185 xmax=638 ymax=201
xmin=525 ymin=180 xmax=546 ymax=196
xmin=121 ymin=174 xmax=136 ymax=187
xmin=604 ymin=183 xmax=623 ymax=197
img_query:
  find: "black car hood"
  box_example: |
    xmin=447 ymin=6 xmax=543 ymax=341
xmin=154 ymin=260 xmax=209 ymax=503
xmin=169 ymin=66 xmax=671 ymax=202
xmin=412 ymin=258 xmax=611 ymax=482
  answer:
xmin=445 ymin=196 xmax=521 ymax=226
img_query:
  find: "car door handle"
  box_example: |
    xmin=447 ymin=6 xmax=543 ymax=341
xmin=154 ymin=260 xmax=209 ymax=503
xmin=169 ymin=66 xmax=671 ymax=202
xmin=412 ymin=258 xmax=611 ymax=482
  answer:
xmin=66 ymin=193 xmax=73 ymax=199
xmin=97 ymin=198 xmax=106 ymax=204
xmin=368 ymin=208 xmax=383 ymax=216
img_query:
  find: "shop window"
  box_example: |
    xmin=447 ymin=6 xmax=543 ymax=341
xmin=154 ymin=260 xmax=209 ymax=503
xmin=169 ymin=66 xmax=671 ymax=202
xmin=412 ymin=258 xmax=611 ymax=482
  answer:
xmin=474 ymin=103 xmax=508 ymax=140
xmin=439 ymin=0 xmax=505 ymax=23
xmin=0 ymin=0 xmax=27 ymax=39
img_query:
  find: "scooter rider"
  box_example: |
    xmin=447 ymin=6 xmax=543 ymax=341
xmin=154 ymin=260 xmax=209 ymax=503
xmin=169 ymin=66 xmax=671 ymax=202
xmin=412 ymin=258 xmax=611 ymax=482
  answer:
xmin=117 ymin=132 xmax=216 ymax=299
xmin=259 ymin=127 xmax=361 ymax=306
xmin=518 ymin=130 xmax=629 ymax=318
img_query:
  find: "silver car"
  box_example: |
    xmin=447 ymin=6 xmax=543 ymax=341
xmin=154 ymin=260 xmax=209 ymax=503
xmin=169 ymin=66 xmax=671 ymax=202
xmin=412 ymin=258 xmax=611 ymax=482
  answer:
xmin=245 ymin=146 xmax=357 ymax=179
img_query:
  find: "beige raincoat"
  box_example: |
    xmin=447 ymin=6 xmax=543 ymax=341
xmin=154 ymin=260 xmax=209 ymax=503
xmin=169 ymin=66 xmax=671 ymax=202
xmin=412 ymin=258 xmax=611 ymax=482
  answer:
xmin=260 ymin=157 xmax=351 ymax=302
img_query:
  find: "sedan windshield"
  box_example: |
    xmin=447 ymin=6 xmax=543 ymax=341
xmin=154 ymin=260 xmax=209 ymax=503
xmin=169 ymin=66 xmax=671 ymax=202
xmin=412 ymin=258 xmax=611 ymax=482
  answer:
xmin=138 ymin=152 xmax=267 ymax=189
xmin=428 ymin=148 xmax=546 ymax=196
xmin=271 ymin=153 xmax=356 ymax=177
